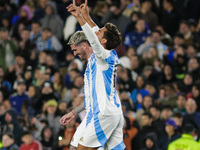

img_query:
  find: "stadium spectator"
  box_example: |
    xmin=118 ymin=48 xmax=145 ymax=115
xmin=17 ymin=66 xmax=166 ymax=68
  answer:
xmin=9 ymin=79 xmax=28 ymax=115
xmin=20 ymin=131 xmax=42 ymax=150
xmin=36 ymin=28 xmax=63 ymax=52
xmin=140 ymin=0 xmax=158 ymax=30
xmin=1 ymin=109 xmax=23 ymax=146
xmin=40 ymin=1 xmax=64 ymax=40
xmin=142 ymin=132 xmax=159 ymax=150
xmin=124 ymin=19 xmax=150 ymax=49
xmin=30 ymin=21 xmax=42 ymax=43
xmin=40 ymin=126 xmax=54 ymax=150
xmin=158 ymin=119 xmax=181 ymax=150
xmin=0 ymin=133 xmax=19 ymax=150
xmin=168 ymin=123 xmax=200 ymax=150
xmin=0 ymin=28 xmax=18 ymax=71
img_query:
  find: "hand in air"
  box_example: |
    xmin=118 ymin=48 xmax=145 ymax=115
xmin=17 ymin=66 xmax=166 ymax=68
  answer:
xmin=79 ymin=0 xmax=89 ymax=16
xmin=66 ymin=0 xmax=80 ymax=17
xmin=60 ymin=111 xmax=75 ymax=125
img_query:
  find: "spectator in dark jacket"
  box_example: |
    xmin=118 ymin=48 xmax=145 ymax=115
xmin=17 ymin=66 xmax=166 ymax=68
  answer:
xmin=133 ymin=112 xmax=158 ymax=149
xmin=142 ymin=132 xmax=159 ymax=150
xmin=40 ymin=126 xmax=54 ymax=150
xmin=1 ymin=109 xmax=23 ymax=146
xmin=159 ymin=119 xmax=181 ymax=150
xmin=161 ymin=0 xmax=181 ymax=37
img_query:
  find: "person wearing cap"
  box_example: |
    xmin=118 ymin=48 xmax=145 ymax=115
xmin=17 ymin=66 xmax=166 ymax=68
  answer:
xmin=158 ymin=119 xmax=181 ymax=150
xmin=38 ymin=99 xmax=62 ymax=136
xmin=168 ymin=123 xmax=200 ymax=150
xmin=9 ymin=79 xmax=28 ymax=116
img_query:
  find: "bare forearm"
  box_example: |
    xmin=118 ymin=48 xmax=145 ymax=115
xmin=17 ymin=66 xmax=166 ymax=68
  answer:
xmin=76 ymin=14 xmax=86 ymax=27
xmin=82 ymin=14 xmax=96 ymax=28
xmin=73 ymin=102 xmax=85 ymax=115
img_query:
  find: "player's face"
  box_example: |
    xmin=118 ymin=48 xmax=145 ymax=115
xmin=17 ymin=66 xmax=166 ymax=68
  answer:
xmin=95 ymin=27 xmax=107 ymax=42
xmin=70 ymin=44 xmax=87 ymax=61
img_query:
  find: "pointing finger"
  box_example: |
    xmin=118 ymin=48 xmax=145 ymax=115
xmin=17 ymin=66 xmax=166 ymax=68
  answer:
xmin=73 ymin=0 xmax=76 ymax=5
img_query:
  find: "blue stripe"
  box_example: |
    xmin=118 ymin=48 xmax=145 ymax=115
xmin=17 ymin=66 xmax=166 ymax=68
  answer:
xmin=102 ymin=64 xmax=113 ymax=101
xmin=92 ymin=59 xmax=107 ymax=146
xmin=103 ymin=50 xmax=120 ymax=107
xmin=112 ymin=141 xmax=125 ymax=150
xmin=85 ymin=56 xmax=92 ymax=127
xmin=94 ymin=114 xmax=107 ymax=146
xmin=103 ymin=51 xmax=116 ymax=101
xmin=86 ymin=108 xmax=92 ymax=127
xmin=92 ymin=59 xmax=100 ymax=114
xmin=113 ymin=91 xmax=120 ymax=107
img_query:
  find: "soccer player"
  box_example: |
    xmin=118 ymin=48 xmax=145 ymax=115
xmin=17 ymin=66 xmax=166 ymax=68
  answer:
xmin=60 ymin=0 xmax=125 ymax=150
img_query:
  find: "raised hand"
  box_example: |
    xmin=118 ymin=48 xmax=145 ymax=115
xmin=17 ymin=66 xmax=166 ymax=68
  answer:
xmin=66 ymin=0 xmax=80 ymax=18
xmin=60 ymin=111 xmax=75 ymax=125
xmin=79 ymin=0 xmax=89 ymax=16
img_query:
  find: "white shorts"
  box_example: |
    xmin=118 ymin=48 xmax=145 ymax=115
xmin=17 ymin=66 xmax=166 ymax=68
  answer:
xmin=70 ymin=113 xmax=125 ymax=149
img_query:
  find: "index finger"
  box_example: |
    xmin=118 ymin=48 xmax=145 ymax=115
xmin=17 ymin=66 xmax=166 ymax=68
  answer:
xmin=85 ymin=0 xmax=88 ymax=5
xmin=73 ymin=0 xmax=76 ymax=5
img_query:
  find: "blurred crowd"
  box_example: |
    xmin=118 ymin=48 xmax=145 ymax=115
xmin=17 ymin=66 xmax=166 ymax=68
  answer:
xmin=1 ymin=0 xmax=200 ymax=149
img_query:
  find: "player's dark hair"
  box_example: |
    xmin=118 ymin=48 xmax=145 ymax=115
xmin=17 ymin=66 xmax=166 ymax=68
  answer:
xmin=103 ymin=23 xmax=122 ymax=50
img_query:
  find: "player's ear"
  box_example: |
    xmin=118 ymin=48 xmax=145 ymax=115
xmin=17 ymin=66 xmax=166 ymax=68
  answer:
xmin=81 ymin=42 xmax=87 ymax=49
xmin=101 ymin=38 xmax=107 ymax=46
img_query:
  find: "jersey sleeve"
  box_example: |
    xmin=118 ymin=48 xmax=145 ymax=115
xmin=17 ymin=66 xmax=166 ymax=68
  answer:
xmin=81 ymin=23 xmax=110 ymax=65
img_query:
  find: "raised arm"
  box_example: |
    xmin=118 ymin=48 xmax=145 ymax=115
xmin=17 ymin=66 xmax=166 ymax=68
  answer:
xmin=66 ymin=1 xmax=108 ymax=62
xmin=66 ymin=0 xmax=86 ymax=27
xmin=79 ymin=0 xmax=98 ymax=29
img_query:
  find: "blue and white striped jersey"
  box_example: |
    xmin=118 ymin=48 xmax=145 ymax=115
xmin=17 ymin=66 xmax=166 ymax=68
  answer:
xmin=82 ymin=23 xmax=123 ymax=119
